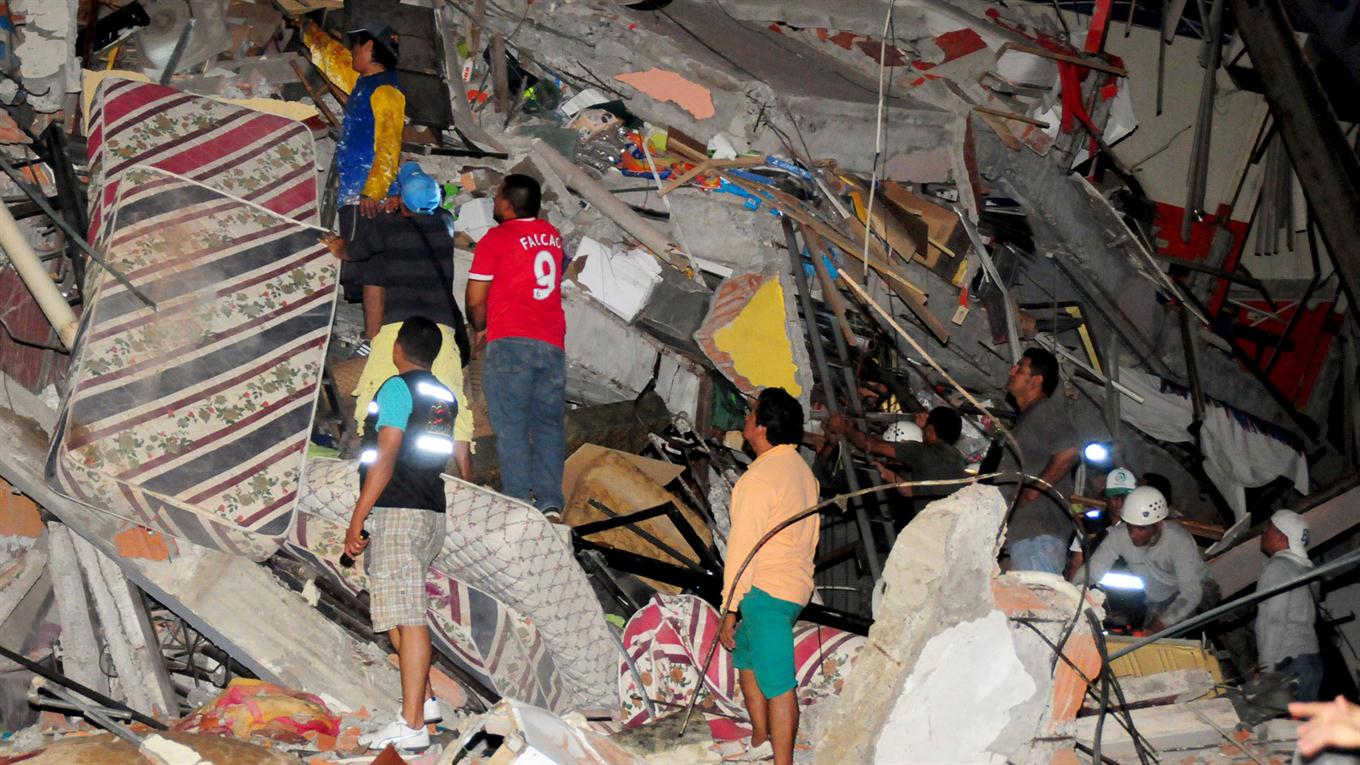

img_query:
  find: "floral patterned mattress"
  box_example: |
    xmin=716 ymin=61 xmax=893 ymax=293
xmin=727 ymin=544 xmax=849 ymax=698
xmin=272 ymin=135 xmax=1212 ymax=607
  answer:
xmin=47 ymin=165 xmax=335 ymax=560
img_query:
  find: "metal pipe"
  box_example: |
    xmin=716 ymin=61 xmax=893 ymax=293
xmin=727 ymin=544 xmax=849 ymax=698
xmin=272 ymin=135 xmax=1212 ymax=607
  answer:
xmin=0 ymin=642 xmax=166 ymax=729
xmin=1109 ymin=547 xmax=1360 ymax=661
xmin=37 ymin=680 xmax=146 ymax=746
xmin=1035 ymin=335 xmax=1145 ymax=404
xmin=781 ymin=217 xmax=884 ymax=583
xmin=0 ymin=156 xmax=156 ymax=309
xmin=0 ymin=201 xmax=78 ymax=347
xmin=1181 ymin=0 xmax=1225 ymax=243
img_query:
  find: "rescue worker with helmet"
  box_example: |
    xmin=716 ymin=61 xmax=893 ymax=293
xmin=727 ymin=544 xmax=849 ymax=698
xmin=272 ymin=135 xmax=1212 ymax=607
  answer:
xmin=1067 ymin=467 xmax=1138 ymax=577
xmin=1074 ymin=486 xmax=1213 ymax=632
xmin=825 ymin=406 xmax=968 ymax=508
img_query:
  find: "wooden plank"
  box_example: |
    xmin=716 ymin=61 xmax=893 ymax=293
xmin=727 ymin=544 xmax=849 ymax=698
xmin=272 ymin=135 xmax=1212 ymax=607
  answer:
xmin=840 ymin=174 xmax=928 ymax=264
xmin=658 ymin=160 xmax=710 ymax=197
xmin=974 ymin=104 xmax=1051 ymax=129
xmin=999 ymin=41 xmax=1128 ymax=76
xmin=714 ymin=170 xmax=949 ymax=343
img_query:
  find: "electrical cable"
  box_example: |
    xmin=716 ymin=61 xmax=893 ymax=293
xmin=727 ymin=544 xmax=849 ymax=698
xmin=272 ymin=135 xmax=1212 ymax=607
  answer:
xmin=1013 ymin=618 xmax=1158 ymax=759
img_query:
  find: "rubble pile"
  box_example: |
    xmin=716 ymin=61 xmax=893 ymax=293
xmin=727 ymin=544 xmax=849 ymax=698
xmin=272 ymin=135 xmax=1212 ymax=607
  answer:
xmin=0 ymin=0 xmax=1354 ymax=763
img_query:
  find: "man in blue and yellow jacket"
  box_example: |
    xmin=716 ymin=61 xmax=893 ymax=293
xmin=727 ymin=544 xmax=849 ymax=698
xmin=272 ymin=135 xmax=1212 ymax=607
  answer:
xmin=303 ymin=20 xmax=406 ymax=234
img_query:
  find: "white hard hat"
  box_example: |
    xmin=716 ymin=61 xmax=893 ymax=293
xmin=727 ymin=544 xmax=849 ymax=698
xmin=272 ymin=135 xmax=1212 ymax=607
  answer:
xmin=1270 ymin=510 xmax=1310 ymax=558
xmin=1122 ymin=486 xmax=1168 ymax=526
xmin=1105 ymin=468 xmax=1137 ymax=496
xmin=882 ymin=421 xmax=923 ymax=443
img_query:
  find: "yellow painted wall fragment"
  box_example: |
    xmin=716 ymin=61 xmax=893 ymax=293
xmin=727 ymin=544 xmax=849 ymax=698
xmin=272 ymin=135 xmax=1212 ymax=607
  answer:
xmin=711 ymin=279 xmax=802 ymax=396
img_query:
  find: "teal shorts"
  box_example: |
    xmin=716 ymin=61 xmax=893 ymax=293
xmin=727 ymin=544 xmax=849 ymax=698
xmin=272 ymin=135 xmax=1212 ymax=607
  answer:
xmin=732 ymin=587 xmax=803 ymax=699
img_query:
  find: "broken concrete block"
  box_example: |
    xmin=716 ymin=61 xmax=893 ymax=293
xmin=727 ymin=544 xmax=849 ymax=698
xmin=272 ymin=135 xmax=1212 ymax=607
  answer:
xmin=877 ymin=610 xmax=1036 ymax=764
xmin=562 ymin=288 xmax=705 ymax=417
xmin=70 ymin=533 xmax=178 ymax=717
xmin=811 ymin=485 xmax=1008 ymax=764
xmin=45 ymin=523 xmax=105 ymax=696
xmin=1073 ymin=696 xmax=1241 ymax=755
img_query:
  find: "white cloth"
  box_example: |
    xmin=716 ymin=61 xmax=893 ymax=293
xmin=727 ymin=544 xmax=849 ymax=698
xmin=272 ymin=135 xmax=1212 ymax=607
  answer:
xmin=1115 ymin=368 xmax=1309 ymax=521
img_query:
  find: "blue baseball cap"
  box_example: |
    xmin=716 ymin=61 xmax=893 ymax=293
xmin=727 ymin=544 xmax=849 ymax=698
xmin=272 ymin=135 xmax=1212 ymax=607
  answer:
xmin=398 ymin=162 xmax=440 ymax=214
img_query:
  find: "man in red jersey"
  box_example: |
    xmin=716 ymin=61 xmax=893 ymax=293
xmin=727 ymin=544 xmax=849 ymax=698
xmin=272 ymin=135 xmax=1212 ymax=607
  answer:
xmin=464 ymin=175 xmax=568 ymax=519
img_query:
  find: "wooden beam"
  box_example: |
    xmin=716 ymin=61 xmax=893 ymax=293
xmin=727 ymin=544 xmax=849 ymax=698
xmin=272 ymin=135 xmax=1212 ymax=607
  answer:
xmin=998 ymin=41 xmax=1128 ymax=76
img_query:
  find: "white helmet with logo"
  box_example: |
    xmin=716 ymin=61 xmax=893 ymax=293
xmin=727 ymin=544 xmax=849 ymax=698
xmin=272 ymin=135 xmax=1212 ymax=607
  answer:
xmin=882 ymin=420 xmax=923 ymax=443
xmin=1105 ymin=467 xmax=1137 ymax=496
xmin=1122 ymin=486 xmax=1168 ymax=526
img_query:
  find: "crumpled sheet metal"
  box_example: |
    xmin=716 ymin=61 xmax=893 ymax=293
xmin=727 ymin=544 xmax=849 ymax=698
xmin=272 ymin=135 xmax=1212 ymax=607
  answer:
xmin=297 ymin=458 xmax=618 ymax=712
xmin=46 ymin=167 xmax=335 ymax=560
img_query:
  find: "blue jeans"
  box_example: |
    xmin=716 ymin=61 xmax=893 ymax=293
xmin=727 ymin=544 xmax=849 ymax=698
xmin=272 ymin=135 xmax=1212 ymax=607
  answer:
xmin=1277 ymin=653 xmax=1324 ymax=702
xmin=484 ymin=338 xmax=566 ymax=513
xmin=1009 ymin=535 xmax=1068 ymax=574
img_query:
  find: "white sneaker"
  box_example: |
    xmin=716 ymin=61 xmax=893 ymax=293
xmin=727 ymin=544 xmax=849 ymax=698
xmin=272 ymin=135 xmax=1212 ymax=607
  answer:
xmin=359 ymin=718 xmax=430 ymax=751
xmin=723 ymin=739 xmax=773 ymax=762
xmin=423 ymin=696 xmax=442 ymax=724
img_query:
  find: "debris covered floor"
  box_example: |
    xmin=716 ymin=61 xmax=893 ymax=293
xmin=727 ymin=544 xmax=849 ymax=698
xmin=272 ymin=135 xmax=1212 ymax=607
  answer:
xmin=0 ymin=0 xmax=1357 ymax=762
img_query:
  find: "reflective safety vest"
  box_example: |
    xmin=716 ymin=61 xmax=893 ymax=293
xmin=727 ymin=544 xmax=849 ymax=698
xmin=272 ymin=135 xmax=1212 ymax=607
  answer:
xmin=358 ymin=370 xmax=456 ymax=513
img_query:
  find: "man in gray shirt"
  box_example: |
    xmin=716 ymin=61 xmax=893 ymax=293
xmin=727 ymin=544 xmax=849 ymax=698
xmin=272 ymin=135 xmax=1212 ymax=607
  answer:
xmin=1256 ymin=510 xmax=1322 ymax=701
xmin=826 ymin=406 xmax=968 ymax=501
xmin=1078 ymin=487 xmax=1210 ymax=630
xmin=1001 ymin=347 xmax=1080 ymax=574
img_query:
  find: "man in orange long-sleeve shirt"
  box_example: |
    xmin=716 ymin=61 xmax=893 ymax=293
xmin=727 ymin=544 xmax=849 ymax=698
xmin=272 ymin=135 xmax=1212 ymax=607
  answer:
xmin=718 ymin=388 xmax=819 ymax=765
